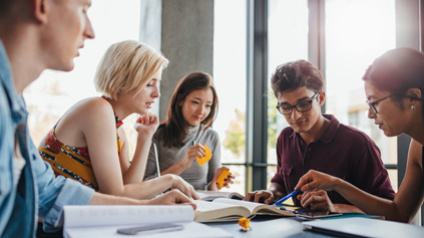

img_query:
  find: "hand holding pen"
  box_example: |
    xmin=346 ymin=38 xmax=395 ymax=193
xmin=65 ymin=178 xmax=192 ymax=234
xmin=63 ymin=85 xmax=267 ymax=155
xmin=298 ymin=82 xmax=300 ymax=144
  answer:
xmin=238 ymin=188 xmax=301 ymax=228
xmin=272 ymin=189 xmax=301 ymax=207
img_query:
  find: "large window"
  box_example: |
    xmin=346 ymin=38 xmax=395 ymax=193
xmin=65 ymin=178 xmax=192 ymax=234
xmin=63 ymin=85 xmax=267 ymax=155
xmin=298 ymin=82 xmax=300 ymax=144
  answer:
xmin=25 ymin=0 xmax=142 ymax=154
xmin=214 ymin=0 xmax=247 ymax=195
xmin=214 ymin=0 xmax=399 ymax=195
xmin=25 ymin=0 xmax=411 ymax=200
xmin=267 ymin=0 xmax=308 ymax=188
xmin=324 ymin=0 xmax=397 ymax=190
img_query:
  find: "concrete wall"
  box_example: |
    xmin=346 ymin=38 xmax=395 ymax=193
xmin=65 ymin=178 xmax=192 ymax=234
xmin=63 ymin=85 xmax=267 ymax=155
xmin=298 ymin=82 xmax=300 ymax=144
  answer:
xmin=140 ymin=0 xmax=214 ymax=121
xmin=139 ymin=0 xmax=162 ymax=51
xmin=139 ymin=0 xmax=162 ymax=115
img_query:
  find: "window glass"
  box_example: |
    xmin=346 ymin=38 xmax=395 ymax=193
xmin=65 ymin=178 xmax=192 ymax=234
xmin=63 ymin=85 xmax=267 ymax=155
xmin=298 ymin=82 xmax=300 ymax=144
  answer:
xmin=325 ymin=0 xmax=397 ymax=189
xmin=25 ymin=0 xmax=142 ymax=154
xmin=225 ymin=165 xmax=246 ymax=195
xmin=214 ymin=0 xmax=247 ymax=193
xmin=267 ymin=0 xmax=308 ymax=187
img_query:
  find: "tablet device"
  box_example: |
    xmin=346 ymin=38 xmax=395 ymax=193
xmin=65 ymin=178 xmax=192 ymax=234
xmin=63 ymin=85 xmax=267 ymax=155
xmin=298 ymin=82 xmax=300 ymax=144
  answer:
xmin=296 ymin=211 xmax=342 ymax=219
xmin=284 ymin=207 xmax=342 ymax=219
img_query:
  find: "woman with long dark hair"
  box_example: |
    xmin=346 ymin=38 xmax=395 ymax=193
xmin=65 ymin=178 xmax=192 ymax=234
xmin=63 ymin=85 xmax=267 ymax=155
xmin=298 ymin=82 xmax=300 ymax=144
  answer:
xmin=145 ymin=72 xmax=233 ymax=191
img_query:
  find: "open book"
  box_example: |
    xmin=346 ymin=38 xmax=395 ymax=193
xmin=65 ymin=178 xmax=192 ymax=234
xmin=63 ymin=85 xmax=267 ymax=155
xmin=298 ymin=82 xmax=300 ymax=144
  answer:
xmin=194 ymin=198 xmax=295 ymax=222
xmin=62 ymin=205 xmax=232 ymax=238
xmin=196 ymin=190 xmax=244 ymax=201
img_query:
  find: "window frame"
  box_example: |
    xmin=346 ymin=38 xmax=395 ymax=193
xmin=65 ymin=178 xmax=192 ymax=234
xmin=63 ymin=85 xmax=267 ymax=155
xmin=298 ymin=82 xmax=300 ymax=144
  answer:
xmin=233 ymin=0 xmax=423 ymax=223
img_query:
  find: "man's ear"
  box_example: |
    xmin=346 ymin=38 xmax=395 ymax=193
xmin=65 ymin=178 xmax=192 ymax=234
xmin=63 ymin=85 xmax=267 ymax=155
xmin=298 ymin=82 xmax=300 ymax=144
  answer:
xmin=318 ymin=91 xmax=326 ymax=106
xmin=406 ymin=88 xmax=422 ymax=101
xmin=33 ymin=0 xmax=48 ymax=23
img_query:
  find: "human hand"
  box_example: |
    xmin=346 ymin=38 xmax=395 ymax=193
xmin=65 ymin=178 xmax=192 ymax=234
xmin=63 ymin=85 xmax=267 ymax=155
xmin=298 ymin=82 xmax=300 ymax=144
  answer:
xmin=208 ymin=166 xmax=235 ymax=191
xmin=169 ymin=174 xmax=200 ymax=200
xmin=134 ymin=113 xmax=159 ymax=138
xmin=147 ymin=189 xmax=196 ymax=209
xmin=178 ymin=143 xmax=205 ymax=170
xmin=297 ymin=189 xmax=336 ymax=212
xmin=243 ymin=190 xmax=274 ymax=204
xmin=295 ymin=170 xmax=339 ymax=192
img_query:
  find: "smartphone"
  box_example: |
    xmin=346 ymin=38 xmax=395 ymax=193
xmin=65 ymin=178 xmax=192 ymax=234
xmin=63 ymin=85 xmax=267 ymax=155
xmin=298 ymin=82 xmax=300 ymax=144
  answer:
xmin=296 ymin=211 xmax=342 ymax=219
xmin=117 ymin=223 xmax=183 ymax=235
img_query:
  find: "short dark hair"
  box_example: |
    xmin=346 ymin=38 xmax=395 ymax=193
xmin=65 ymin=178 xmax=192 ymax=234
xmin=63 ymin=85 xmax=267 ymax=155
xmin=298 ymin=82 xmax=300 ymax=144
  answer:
xmin=271 ymin=60 xmax=324 ymax=98
xmin=158 ymin=72 xmax=218 ymax=147
xmin=0 ymin=0 xmax=14 ymax=18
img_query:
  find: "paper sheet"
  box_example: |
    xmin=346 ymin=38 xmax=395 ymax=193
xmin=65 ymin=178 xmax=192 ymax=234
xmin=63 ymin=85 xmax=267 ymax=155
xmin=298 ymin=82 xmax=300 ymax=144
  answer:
xmin=64 ymin=222 xmax=233 ymax=238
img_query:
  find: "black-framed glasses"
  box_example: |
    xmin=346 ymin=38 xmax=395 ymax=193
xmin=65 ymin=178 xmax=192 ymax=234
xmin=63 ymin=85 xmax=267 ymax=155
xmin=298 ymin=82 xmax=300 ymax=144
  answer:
xmin=366 ymin=95 xmax=391 ymax=114
xmin=276 ymin=91 xmax=320 ymax=115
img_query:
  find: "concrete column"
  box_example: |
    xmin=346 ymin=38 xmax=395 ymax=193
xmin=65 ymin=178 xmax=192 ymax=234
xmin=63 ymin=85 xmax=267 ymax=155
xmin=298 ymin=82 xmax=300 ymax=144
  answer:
xmin=139 ymin=0 xmax=162 ymax=51
xmin=159 ymin=0 xmax=214 ymax=121
xmin=139 ymin=0 xmax=213 ymax=120
xmin=139 ymin=0 xmax=162 ymax=115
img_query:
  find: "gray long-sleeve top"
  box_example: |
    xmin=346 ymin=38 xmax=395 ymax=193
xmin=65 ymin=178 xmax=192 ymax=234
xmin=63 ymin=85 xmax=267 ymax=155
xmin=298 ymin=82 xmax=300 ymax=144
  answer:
xmin=144 ymin=124 xmax=221 ymax=190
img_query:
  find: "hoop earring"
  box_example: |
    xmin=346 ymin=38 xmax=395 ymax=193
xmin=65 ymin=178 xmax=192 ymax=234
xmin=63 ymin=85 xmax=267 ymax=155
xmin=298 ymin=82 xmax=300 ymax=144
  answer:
xmin=411 ymin=105 xmax=416 ymax=110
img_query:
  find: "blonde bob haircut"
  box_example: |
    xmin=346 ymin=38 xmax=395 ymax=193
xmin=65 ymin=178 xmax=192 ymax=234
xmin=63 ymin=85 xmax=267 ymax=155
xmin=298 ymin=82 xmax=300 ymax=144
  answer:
xmin=94 ymin=40 xmax=169 ymax=100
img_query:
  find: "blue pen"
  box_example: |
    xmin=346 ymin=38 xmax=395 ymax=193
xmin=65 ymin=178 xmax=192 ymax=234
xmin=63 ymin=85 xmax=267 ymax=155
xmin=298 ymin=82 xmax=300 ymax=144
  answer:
xmin=272 ymin=189 xmax=301 ymax=207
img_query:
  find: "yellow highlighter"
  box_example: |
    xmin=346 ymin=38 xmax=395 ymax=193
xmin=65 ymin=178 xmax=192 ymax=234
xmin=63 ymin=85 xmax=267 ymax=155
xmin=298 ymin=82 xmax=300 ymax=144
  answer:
xmin=216 ymin=168 xmax=231 ymax=189
xmin=197 ymin=144 xmax=212 ymax=166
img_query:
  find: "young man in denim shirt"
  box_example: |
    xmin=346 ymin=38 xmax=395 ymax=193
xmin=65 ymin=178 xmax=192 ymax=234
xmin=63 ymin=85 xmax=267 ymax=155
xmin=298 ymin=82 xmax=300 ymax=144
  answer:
xmin=0 ymin=0 xmax=195 ymax=237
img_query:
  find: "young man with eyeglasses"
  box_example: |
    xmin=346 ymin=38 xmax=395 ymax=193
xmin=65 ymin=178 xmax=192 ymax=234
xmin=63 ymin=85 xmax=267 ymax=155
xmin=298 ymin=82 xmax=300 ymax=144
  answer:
xmin=244 ymin=60 xmax=395 ymax=214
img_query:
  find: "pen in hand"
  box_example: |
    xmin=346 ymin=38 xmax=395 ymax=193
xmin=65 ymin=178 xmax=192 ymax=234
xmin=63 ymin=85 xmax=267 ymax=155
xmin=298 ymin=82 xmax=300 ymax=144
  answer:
xmin=271 ymin=189 xmax=301 ymax=207
xmin=239 ymin=189 xmax=301 ymax=228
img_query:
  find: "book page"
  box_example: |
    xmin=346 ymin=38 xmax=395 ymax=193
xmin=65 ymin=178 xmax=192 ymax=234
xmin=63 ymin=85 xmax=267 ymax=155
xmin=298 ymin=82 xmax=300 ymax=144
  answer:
xmin=212 ymin=198 xmax=295 ymax=216
xmin=212 ymin=198 xmax=262 ymax=213
xmin=196 ymin=191 xmax=244 ymax=201
xmin=63 ymin=205 xmax=194 ymax=228
xmin=193 ymin=200 xmax=251 ymax=221
xmin=194 ymin=200 xmax=242 ymax=212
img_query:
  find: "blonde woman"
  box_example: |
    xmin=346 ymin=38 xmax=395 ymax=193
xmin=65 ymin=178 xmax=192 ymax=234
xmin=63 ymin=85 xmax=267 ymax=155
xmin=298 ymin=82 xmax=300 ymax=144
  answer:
xmin=39 ymin=40 xmax=199 ymax=200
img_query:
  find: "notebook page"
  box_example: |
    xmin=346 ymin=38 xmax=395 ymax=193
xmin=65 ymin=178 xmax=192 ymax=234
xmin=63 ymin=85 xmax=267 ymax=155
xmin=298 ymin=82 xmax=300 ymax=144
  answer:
xmin=63 ymin=205 xmax=194 ymax=228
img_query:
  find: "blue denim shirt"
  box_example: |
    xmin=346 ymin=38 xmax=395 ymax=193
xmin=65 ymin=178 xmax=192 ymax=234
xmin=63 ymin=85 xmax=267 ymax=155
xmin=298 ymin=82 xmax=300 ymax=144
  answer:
xmin=0 ymin=40 xmax=95 ymax=237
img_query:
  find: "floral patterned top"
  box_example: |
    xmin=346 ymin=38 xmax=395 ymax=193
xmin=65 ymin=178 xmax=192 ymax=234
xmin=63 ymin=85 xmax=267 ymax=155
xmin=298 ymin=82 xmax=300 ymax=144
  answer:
xmin=38 ymin=97 xmax=123 ymax=191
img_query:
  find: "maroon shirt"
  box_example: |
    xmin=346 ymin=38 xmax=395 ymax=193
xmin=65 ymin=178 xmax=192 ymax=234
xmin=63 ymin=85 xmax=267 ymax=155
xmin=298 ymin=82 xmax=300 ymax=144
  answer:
xmin=271 ymin=114 xmax=395 ymax=206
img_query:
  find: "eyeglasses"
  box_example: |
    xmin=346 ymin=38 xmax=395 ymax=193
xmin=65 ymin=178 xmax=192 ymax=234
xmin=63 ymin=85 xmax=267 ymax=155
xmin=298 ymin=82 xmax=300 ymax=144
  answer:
xmin=276 ymin=91 xmax=320 ymax=115
xmin=366 ymin=95 xmax=391 ymax=114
